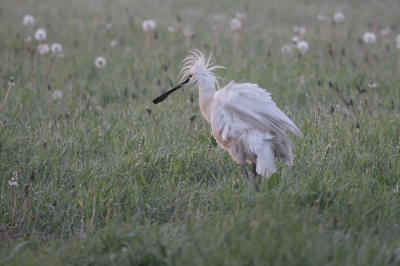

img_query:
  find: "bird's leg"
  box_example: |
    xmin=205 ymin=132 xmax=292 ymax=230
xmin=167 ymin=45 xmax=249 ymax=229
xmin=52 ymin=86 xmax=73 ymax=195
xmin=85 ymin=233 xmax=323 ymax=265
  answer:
xmin=252 ymin=163 xmax=257 ymax=178
xmin=252 ymin=163 xmax=261 ymax=192
xmin=242 ymin=165 xmax=250 ymax=179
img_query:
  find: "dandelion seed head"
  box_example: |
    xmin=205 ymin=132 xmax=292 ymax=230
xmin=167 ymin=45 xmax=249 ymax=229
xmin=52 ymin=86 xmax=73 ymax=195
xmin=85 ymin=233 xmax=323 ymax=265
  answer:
xmin=38 ymin=43 xmax=50 ymax=55
xmin=368 ymin=81 xmax=378 ymax=89
xmin=9 ymin=172 xmax=18 ymax=187
xmin=230 ymin=18 xmax=242 ymax=30
xmin=9 ymin=177 xmax=18 ymax=187
xmin=291 ymin=36 xmax=300 ymax=45
xmin=363 ymin=32 xmax=376 ymax=44
xmin=379 ymin=27 xmax=390 ymax=36
xmin=24 ymin=35 xmax=32 ymax=43
xmin=317 ymin=14 xmax=331 ymax=22
xmin=95 ymin=56 xmax=107 ymax=68
xmin=106 ymin=23 xmax=112 ymax=30
xmin=235 ymin=11 xmax=246 ymax=19
xmin=293 ymin=26 xmax=306 ymax=36
xmin=142 ymin=20 xmax=156 ymax=31
xmin=109 ymin=39 xmax=118 ymax=47
xmin=333 ymin=12 xmax=345 ymax=23
xmin=281 ymin=44 xmax=291 ymax=55
xmin=8 ymin=77 xmax=15 ymax=86
xmin=182 ymin=27 xmax=194 ymax=37
xmin=34 ymin=28 xmax=47 ymax=41
xmin=23 ymin=15 xmax=35 ymax=26
xmin=167 ymin=26 xmax=176 ymax=33
xmin=296 ymin=40 xmax=309 ymax=53
xmin=213 ymin=13 xmax=226 ymax=22
xmin=52 ymin=90 xmax=63 ymax=100
xmin=396 ymin=34 xmax=400 ymax=44
xmin=51 ymin=43 xmax=63 ymax=54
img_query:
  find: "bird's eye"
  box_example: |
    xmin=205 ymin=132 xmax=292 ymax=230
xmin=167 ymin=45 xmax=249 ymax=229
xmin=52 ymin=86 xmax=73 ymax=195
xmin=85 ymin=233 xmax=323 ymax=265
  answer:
xmin=188 ymin=74 xmax=193 ymax=78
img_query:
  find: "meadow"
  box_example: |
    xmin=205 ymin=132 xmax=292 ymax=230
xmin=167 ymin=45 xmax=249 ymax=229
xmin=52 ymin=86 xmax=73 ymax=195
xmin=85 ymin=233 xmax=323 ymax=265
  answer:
xmin=1 ymin=0 xmax=400 ymax=265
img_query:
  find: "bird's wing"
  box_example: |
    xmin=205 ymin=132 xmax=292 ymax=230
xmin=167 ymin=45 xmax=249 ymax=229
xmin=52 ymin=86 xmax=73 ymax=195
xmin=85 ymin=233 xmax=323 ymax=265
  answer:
xmin=211 ymin=81 xmax=303 ymax=142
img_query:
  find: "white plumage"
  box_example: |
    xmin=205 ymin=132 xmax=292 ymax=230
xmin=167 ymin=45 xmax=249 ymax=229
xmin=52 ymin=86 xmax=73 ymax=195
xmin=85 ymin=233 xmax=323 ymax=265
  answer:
xmin=155 ymin=50 xmax=303 ymax=179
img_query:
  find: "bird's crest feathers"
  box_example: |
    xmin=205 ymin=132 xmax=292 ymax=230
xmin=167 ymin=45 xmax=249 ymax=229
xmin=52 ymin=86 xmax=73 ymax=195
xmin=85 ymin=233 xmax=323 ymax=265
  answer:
xmin=179 ymin=50 xmax=225 ymax=88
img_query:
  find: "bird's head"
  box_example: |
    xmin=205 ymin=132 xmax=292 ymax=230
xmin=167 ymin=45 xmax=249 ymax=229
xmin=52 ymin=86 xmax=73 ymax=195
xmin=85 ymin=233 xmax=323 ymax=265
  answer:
xmin=180 ymin=50 xmax=223 ymax=88
xmin=152 ymin=50 xmax=224 ymax=104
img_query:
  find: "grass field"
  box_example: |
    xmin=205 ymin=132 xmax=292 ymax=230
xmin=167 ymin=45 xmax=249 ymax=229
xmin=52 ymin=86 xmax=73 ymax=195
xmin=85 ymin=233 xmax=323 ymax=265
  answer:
xmin=1 ymin=0 xmax=400 ymax=265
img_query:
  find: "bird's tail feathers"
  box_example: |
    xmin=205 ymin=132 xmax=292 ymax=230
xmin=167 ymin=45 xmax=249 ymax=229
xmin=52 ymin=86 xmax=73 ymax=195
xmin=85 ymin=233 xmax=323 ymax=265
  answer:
xmin=255 ymin=142 xmax=276 ymax=179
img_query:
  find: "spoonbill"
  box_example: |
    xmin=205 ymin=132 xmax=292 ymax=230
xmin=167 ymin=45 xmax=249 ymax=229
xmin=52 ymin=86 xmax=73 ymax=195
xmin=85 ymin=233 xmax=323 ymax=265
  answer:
xmin=153 ymin=50 xmax=302 ymax=182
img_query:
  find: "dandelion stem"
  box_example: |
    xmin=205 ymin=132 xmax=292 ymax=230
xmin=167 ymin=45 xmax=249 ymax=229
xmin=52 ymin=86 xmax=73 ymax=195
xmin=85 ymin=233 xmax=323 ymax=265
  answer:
xmin=51 ymin=57 xmax=59 ymax=74
xmin=356 ymin=129 xmax=360 ymax=143
xmin=105 ymin=199 xmax=112 ymax=228
xmin=150 ymin=113 xmax=157 ymax=125
xmin=25 ymin=185 xmax=32 ymax=225
xmin=236 ymin=189 xmax=240 ymax=214
xmin=371 ymin=87 xmax=375 ymax=114
xmin=80 ymin=200 xmax=84 ymax=233
xmin=88 ymin=0 xmax=102 ymax=50
xmin=397 ymin=50 xmax=400 ymax=73
xmin=145 ymin=31 xmax=151 ymax=49
xmin=47 ymin=84 xmax=51 ymax=120
xmin=19 ymin=184 xmax=30 ymax=224
xmin=90 ymin=185 xmax=96 ymax=231
xmin=318 ymin=145 xmax=331 ymax=173
xmin=233 ymin=31 xmax=239 ymax=52
xmin=315 ymin=80 xmax=320 ymax=115
xmin=12 ymin=186 xmax=17 ymax=227
xmin=0 ymin=80 xmax=13 ymax=114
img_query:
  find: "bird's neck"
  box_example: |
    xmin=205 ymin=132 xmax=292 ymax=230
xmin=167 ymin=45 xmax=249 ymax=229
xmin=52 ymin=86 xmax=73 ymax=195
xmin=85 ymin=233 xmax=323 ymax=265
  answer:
xmin=198 ymin=79 xmax=216 ymax=123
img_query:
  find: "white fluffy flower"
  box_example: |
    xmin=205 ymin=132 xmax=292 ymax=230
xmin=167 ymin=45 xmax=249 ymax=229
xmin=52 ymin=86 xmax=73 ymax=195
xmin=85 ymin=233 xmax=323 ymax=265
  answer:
xmin=23 ymin=15 xmax=35 ymax=26
xmin=52 ymin=90 xmax=63 ymax=100
xmin=291 ymin=36 xmax=300 ymax=45
xmin=235 ymin=11 xmax=246 ymax=19
xmin=230 ymin=18 xmax=242 ymax=30
xmin=379 ymin=27 xmax=390 ymax=36
xmin=9 ymin=177 xmax=18 ymax=187
xmin=9 ymin=172 xmax=18 ymax=187
xmin=34 ymin=28 xmax=47 ymax=41
xmin=167 ymin=26 xmax=176 ymax=33
xmin=182 ymin=27 xmax=194 ymax=37
xmin=213 ymin=13 xmax=226 ymax=22
xmin=396 ymin=34 xmax=400 ymax=44
xmin=94 ymin=56 xmax=106 ymax=68
xmin=368 ymin=81 xmax=378 ymax=89
xmin=281 ymin=44 xmax=291 ymax=55
xmin=317 ymin=14 xmax=331 ymax=22
xmin=142 ymin=20 xmax=156 ymax=31
xmin=24 ymin=35 xmax=32 ymax=43
xmin=51 ymin=43 xmax=63 ymax=54
xmin=333 ymin=12 xmax=345 ymax=23
xmin=38 ymin=43 xmax=50 ymax=55
xmin=293 ymin=26 xmax=306 ymax=36
xmin=296 ymin=40 xmax=309 ymax=53
xmin=363 ymin=32 xmax=376 ymax=44
xmin=109 ymin=39 xmax=118 ymax=47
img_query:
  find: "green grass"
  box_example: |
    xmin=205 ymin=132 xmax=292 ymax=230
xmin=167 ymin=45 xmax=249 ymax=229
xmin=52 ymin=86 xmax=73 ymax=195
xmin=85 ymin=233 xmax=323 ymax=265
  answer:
xmin=1 ymin=0 xmax=400 ymax=265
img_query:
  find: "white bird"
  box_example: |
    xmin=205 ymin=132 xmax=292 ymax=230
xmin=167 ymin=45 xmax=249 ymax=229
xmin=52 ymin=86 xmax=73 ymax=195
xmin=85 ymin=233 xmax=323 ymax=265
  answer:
xmin=153 ymin=50 xmax=303 ymax=181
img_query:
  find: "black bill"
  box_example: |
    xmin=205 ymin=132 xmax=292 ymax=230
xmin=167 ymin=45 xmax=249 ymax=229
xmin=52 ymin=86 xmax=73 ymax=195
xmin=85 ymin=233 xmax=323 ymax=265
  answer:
xmin=152 ymin=77 xmax=190 ymax=104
